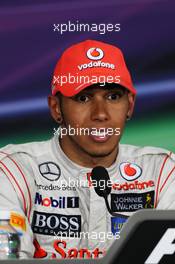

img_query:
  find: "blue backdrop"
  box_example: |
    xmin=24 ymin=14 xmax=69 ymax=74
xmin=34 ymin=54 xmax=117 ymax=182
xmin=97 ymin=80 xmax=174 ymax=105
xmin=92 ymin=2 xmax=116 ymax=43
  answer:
xmin=0 ymin=0 xmax=175 ymax=151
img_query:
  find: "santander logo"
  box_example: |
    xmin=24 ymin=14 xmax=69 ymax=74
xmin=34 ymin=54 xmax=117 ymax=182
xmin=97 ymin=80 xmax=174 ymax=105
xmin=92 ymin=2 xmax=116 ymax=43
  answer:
xmin=86 ymin=47 xmax=104 ymax=60
xmin=119 ymin=162 xmax=142 ymax=181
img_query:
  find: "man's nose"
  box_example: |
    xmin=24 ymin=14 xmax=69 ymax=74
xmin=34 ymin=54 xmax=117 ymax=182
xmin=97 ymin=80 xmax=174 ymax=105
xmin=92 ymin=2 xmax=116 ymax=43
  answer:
xmin=90 ymin=100 xmax=109 ymax=122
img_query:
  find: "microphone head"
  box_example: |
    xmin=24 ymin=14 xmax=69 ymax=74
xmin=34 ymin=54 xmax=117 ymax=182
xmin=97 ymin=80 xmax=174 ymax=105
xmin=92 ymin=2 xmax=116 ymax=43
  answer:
xmin=91 ymin=166 xmax=112 ymax=197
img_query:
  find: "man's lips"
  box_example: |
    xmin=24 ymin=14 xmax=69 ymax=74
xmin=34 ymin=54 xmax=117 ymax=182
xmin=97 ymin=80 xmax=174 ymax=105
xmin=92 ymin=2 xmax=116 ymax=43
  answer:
xmin=88 ymin=129 xmax=112 ymax=142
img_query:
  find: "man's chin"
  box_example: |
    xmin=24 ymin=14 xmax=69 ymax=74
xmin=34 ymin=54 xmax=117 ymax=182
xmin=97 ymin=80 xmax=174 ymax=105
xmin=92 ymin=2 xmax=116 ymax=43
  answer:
xmin=85 ymin=148 xmax=117 ymax=158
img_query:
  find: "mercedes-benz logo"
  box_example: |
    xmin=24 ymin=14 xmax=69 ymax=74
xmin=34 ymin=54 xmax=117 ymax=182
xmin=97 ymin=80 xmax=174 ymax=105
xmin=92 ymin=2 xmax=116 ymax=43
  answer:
xmin=39 ymin=162 xmax=61 ymax=181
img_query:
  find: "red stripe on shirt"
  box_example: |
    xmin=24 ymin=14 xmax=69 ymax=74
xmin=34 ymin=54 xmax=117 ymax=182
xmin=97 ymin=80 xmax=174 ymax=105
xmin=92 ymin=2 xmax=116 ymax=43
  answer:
xmin=0 ymin=161 xmax=27 ymax=214
xmin=154 ymin=152 xmax=172 ymax=207
xmin=0 ymin=151 xmax=32 ymax=220
xmin=159 ymin=166 xmax=175 ymax=193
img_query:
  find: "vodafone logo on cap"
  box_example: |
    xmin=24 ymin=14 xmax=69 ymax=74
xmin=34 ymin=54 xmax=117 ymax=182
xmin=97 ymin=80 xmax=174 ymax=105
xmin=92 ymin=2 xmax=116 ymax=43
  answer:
xmin=119 ymin=162 xmax=142 ymax=181
xmin=86 ymin=47 xmax=104 ymax=60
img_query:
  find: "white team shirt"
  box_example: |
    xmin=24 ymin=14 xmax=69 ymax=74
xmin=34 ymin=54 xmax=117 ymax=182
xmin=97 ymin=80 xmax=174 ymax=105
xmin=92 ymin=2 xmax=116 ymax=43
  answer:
xmin=0 ymin=135 xmax=175 ymax=259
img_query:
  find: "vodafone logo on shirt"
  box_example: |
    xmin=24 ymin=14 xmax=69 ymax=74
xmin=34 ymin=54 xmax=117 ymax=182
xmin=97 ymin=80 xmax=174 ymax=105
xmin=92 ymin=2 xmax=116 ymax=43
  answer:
xmin=86 ymin=47 xmax=104 ymax=60
xmin=119 ymin=162 xmax=142 ymax=181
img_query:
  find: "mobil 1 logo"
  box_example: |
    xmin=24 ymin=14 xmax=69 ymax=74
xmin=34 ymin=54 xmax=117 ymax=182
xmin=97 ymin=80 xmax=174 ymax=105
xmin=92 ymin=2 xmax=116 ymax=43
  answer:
xmin=34 ymin=192 xmax=79 ymax=209
xmin=32 ymin=211 xmax=81 ymax=237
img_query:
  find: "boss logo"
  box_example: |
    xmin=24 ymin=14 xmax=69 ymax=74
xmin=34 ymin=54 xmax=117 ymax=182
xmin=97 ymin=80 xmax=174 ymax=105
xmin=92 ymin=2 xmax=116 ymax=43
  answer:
xmin=32 ymin=211 xmax=81 ymax=237
xmin=39 ymin=162 xmax=61 ymax=181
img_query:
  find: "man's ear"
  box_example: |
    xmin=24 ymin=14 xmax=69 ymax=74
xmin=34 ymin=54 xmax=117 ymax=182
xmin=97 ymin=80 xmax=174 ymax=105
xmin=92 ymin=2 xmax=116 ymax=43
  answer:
xmin=127 ymin=93 xmax=136 ymax=119
xmin=48 ymin=95 xmax=62 ymax=124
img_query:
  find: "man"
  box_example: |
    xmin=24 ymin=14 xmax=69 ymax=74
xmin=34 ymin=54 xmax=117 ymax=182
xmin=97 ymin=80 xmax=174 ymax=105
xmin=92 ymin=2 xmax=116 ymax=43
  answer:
xmin=0 ymin=39 xmax=175 ymax=259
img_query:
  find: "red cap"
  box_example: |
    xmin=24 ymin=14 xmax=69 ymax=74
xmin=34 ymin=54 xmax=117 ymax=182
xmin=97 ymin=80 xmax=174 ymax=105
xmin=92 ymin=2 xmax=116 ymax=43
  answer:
xmin=51 ymin=39 xmax=136 ymax=96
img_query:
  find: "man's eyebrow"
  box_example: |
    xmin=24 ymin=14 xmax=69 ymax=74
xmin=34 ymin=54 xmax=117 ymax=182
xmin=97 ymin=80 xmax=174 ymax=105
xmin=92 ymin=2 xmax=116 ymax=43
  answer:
xmin=70 ymin=86 xmax=127 ymax=98
xmin=80 ymin=86 xmax=126 ymax=93
xmin=79 ymin=87 xmax=126 ymax=94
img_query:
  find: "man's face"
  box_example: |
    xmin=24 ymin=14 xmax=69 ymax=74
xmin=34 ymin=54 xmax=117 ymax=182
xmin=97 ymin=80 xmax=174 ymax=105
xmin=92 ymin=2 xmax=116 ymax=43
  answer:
xmin=49 ymin=84 xmax=135 ymax=163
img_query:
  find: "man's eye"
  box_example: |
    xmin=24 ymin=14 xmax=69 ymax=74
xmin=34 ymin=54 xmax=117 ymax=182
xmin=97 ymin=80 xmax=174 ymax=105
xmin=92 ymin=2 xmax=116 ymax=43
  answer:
xmin=107 ymin=93 xmax=121 ymax=100
xmin=76 ymin=94 xmax=90 ymax=103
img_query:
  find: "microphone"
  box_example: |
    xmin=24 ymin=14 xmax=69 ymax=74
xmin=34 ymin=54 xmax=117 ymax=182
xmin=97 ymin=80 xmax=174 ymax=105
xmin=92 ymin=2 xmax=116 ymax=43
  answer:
xmin=91 ymin=166 xmax=123 ymax=217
